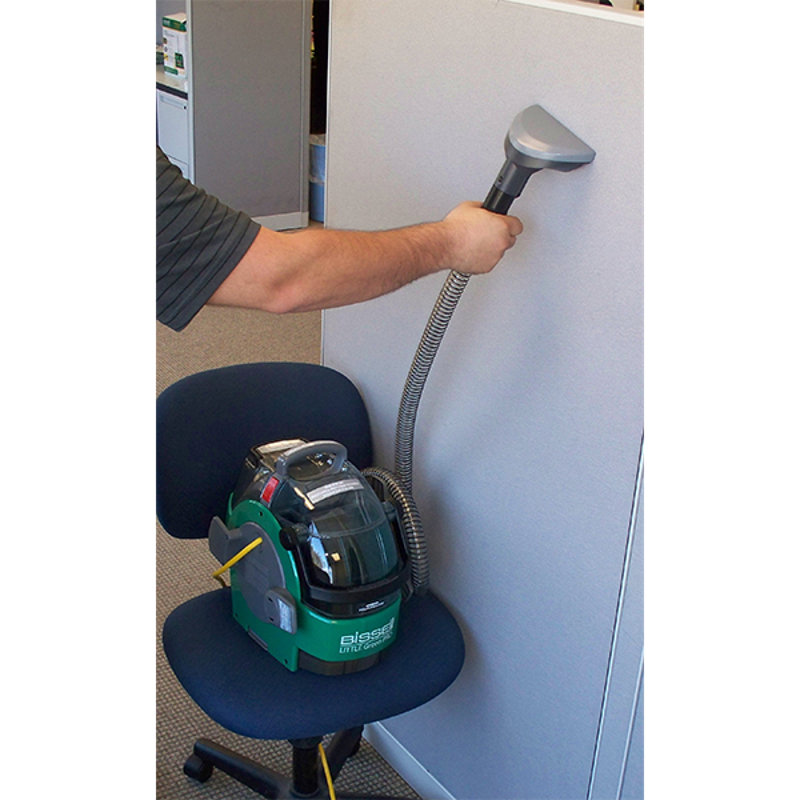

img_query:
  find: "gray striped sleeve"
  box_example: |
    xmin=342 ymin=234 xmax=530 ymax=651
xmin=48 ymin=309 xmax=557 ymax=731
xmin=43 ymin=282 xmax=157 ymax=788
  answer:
xmin=156 ymin=146 xmax=261 ymax=331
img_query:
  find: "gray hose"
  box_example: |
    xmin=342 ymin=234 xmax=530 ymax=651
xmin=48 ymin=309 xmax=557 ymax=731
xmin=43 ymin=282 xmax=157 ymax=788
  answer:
xmin=394 ymin=269 xmax=472 ymax=493
xmin=362 ymin=466 xmax=429 ymax=594
xmin=368 ymin=267 xmax=472 ymax=595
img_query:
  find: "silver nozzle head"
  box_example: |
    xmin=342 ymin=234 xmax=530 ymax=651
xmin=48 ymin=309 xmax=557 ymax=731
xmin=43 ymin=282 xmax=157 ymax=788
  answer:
xmin=506 ymin=105 xmax=596 ymax=172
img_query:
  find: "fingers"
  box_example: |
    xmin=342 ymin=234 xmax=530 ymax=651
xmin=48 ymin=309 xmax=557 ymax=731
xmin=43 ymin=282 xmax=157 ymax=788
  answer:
xmin=505 ymin=214 xmax=524 ymax=238
xmin=441 ymin=201 xmax=525 ymax=274
xmin=494 ymin=212 xmax=522 ymax=255
xmin=464 ymin=201 xmax=524 ymax=240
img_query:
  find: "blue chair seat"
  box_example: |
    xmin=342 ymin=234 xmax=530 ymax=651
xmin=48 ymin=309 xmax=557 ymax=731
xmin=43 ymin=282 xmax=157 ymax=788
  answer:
xmin=163 ymin=587 xmax=465 ymax=741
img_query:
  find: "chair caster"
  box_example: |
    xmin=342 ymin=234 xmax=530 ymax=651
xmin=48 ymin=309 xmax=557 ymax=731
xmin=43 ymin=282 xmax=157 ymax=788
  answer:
xmin=184 ymin=753 xmax=214 ymax=783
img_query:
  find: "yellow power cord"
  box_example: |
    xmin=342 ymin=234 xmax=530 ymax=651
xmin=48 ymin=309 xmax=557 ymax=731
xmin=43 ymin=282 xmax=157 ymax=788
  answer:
xmin=211 ymin=537 xmax=263 ymax=588
xmin=212 ymin=541 xmax=337 ymax=800
xmin=318 ymin=743 xmax=337 ymax=799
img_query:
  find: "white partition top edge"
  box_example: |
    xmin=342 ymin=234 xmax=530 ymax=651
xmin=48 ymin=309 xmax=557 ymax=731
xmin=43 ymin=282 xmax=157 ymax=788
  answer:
xmin=501 ymin=0 xmax=644 ymax=27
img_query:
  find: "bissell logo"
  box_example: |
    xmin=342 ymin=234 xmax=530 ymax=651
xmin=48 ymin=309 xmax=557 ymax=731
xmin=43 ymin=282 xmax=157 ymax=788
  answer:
xmin=339 ymin=618 xmax=395 ymax=654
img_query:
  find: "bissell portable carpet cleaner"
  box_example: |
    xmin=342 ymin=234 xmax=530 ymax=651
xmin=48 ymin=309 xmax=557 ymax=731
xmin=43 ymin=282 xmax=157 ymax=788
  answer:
xmin=208 ymin=439 xmax=411 ymax=674
xmin=209 ymin=105 xmax=595 ymax=675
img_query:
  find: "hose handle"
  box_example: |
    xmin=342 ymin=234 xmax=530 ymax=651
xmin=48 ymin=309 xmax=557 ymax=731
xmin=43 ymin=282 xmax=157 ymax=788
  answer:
xmin=482 ymin=185 xmax=514 ymax=215
xmin=483 ymin=159 xmax=541 ymax=215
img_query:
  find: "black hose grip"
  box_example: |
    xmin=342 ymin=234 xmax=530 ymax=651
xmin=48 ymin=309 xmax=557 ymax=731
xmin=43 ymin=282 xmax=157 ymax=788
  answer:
xmin=482 ymin=186 xmax=515 ymax=216
xmin=484 ymin=159 xmax=541 ymax=215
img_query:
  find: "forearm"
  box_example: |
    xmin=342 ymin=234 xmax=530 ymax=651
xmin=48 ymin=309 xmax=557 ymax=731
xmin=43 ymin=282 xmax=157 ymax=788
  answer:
xmin=273 ymin=223 xmax=455 ymax=312
xmin=209 ymin=223 xmax=452 ymax=314
xmin=208 ymin=202 xmax=522 ymax=314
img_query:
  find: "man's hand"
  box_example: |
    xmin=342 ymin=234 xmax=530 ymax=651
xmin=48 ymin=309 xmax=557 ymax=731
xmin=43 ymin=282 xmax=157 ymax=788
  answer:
xmin=441 ymin=201 xmax=524 ymax=275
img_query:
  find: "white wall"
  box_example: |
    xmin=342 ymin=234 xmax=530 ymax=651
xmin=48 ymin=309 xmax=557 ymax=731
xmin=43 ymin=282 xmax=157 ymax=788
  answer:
xmin=322 ymin=1 xmax=643 ymax=796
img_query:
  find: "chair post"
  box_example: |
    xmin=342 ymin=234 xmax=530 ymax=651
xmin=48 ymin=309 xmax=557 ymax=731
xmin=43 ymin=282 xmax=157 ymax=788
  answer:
xmin=290 ymin=736 xmax=324 ymax=796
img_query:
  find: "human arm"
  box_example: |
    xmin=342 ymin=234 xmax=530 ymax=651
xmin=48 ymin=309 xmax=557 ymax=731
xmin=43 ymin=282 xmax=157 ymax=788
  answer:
xmin=207 ymin=202 xmax=523 ymax=314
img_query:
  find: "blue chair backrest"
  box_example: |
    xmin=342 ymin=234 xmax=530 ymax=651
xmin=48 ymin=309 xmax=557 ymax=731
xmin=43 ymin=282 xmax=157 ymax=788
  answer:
xmin=157 ymin=363 xmax=373 ymax=539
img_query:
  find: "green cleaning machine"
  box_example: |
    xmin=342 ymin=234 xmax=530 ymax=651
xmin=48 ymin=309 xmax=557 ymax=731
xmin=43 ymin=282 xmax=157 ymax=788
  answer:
xmin=209 ymin=439 xmax=410 ymax=675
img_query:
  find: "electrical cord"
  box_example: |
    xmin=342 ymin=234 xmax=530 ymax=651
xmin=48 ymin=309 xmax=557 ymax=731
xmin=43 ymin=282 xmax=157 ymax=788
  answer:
xmin=318 ymin=743 xmax=337 ymax=799
xmin=211 ymin=537 xmax=263 ymax=588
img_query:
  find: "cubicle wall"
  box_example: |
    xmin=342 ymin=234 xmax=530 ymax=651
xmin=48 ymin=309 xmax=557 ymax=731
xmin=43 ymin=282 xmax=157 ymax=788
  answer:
xmin=322 ymin=1 xmax=643 ymax=797
xmin=155 ymin=0 xmax=310 ymax=229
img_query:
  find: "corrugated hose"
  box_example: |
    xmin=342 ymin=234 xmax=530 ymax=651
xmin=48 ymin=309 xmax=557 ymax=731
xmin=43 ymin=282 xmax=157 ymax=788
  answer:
xmin=367 ymin=268 xmax=472 ymax=596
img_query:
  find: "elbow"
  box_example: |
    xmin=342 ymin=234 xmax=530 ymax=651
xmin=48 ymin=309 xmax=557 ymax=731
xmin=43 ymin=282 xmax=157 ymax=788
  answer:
xmin=257 ymin=278 xmax=325 ymax=315
xmin=259 ymin=290 xmax=306 ymax=316
xmin=208 ymin=227 xmax=323 ymax=315
xmin=265 ymin=301 xmax=294 ymax=315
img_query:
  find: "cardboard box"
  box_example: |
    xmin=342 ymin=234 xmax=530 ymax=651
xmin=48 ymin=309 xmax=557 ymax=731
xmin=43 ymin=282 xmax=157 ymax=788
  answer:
xmin=162 ymin=13 xmax=188 ymax=81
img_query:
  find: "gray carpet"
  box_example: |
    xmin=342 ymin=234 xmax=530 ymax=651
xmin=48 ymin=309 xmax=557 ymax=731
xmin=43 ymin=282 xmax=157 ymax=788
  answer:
xmin=155 ymin=304 xmax=322 ymax=397
xmin=156 ymin=304 xmax=421 ymax=799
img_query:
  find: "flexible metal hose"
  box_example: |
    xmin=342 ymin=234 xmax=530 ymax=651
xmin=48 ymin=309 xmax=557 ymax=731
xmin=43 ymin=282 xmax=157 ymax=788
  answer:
xmin=368 ymin=268 xmax=471 ymax=595
xmin=394 ymin=269 xmax=472 ymax=493
xmin=362 ymin=466 xmax=429 ymax=594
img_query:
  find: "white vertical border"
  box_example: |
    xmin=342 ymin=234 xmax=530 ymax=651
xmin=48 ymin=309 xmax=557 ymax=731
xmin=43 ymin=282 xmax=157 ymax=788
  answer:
xmin=587 ymin=433 xmax=644 ymax=799
xmin=616 ymin=649 xmax=644 ymax=799
xmin=299 ymin=0 xmax=312 ymax=222
xmin=184 ymin=0 xmax=196 ymax=182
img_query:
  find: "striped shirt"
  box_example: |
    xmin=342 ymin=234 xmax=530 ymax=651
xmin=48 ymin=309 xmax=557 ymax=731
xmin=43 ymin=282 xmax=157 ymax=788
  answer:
xmin=156 ymin=146 xmax=260 ymax=330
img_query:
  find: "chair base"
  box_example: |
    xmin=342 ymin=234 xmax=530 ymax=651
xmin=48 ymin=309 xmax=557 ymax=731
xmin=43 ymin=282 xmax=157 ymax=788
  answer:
xmin=183 ymin=727 xmax=416 ymax=799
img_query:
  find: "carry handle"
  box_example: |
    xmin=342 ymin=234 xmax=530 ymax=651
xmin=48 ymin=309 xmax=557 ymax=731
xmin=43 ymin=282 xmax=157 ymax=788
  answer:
xmin=274 ymin=440 xmax=348 ymax=479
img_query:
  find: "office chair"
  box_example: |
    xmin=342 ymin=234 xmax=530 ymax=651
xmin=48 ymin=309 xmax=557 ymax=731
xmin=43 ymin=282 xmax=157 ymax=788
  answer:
xmin=157 ymin=362 xmax=465 ymax=799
